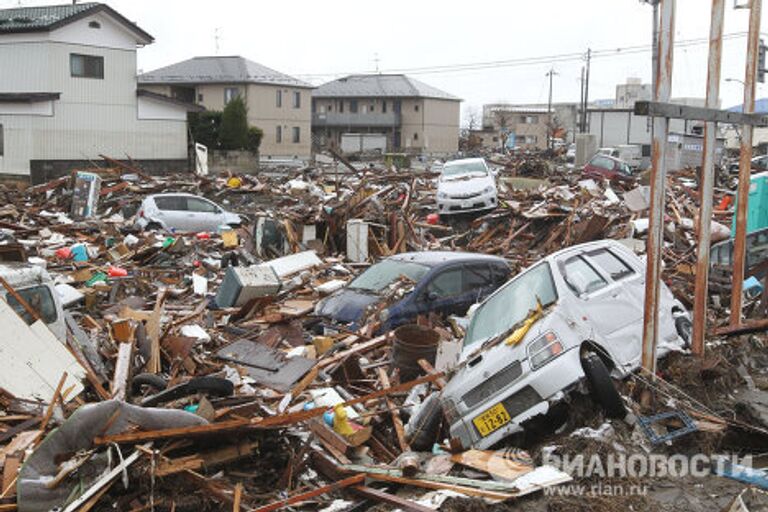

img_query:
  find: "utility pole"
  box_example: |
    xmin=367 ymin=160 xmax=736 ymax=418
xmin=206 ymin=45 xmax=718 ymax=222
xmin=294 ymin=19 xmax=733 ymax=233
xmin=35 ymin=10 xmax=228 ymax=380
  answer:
xmin=579 ymin=67 xmax=585 ymax=132
xmin=546 ymin=68 xmax=558 ymax=149
xmin=731 ymin=0 xmax=763 ymax=325
xmin=580 ymin=50 xmax=592 ymax=134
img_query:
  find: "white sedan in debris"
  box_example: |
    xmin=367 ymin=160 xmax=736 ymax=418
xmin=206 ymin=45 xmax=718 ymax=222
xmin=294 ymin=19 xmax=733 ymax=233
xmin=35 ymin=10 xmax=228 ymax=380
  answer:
xmin=135 ymin=193 xmax=242 ymax=233
xmin=436 ymin=158 xmax=498 ymax=215
xmin=436 ymin=239 xmax=692 ymax=450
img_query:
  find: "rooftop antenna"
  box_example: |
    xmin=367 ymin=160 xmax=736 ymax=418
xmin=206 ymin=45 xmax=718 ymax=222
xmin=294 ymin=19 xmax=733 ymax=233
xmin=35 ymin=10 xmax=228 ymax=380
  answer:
xmin=214 ymin=28 xmax=221 ymax=55
xmin=374 ymin=53 xmax=380 ymax=74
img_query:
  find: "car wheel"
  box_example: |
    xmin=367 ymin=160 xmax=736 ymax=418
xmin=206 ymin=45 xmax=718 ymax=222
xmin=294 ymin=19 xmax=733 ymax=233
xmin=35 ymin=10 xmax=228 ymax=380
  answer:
xmin=675 ymin=316 xmax=692 ymax=349
xmin=130 ymin=373 xmax=168 ymax=396
xmin=581 ymin=353 xmax=626 ymax=419
xmin=406 ymin=394 xmax=443 ymax=451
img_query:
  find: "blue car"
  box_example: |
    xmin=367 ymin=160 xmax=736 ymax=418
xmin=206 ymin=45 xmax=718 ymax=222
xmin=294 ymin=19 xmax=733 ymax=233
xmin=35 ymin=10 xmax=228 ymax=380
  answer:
xmin=314 ymin=252 xmax=511 ymax=333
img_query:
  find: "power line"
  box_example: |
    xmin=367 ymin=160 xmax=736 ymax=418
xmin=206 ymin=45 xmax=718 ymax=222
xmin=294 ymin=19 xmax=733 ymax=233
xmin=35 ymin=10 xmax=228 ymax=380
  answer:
xmin=293 ymin=32 xmax=753 ymax=79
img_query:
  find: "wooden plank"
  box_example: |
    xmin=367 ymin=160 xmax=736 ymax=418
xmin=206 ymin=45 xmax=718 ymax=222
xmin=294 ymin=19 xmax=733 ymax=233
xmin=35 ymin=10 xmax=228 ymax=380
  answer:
xmin=111 ymin=341 xmax=134 ymax=401
xmin=353 ymin=485 xmax=434 ymax=512
xmin=417 ymin=359 xmax=447 ymax=389
xmin=0 ymin=417 xmax=41 ymax=445
xmin=1 ymin=454 xmax=21 ymax=497
xmin=146 ymin=290 xmax=166 ymax=374
xmin=36 ymin=372 xmax=67 ymax=442
xmin=232 ymin=483 xmax=243 ymax=512
xmin=450 ymin=449 xmax=533 ymax=481
xmin=95 ymin=373 xmax=443 ymax=445
xmin=363 ymin=472 xmax=513 ymax=500
xmin=318 ymin=335 xmax=388 ymax=369
xmin=377 ymin=368 xmax=409 ymax=453
xmin=250 ymin=474 xmax=365 ymax=512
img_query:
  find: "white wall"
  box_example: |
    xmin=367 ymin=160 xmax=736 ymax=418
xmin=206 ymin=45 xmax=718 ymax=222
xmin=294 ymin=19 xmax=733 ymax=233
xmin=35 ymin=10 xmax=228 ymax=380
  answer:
xmin=0 ymin=14 xmax=187 ymax=177
xmin=138 ymin=96 xmax=187 ymax=121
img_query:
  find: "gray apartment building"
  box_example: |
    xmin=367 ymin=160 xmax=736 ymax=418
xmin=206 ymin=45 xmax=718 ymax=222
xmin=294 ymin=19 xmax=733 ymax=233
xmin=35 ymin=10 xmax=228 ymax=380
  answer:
xmin=311 ymin=74 xmax=461 ymax=155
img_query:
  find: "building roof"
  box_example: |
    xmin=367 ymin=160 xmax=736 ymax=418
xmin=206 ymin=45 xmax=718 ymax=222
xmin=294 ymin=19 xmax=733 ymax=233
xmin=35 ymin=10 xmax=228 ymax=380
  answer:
xmin=313 ymin=74 xmax=460 ymax=101
xmin=138 ymin=56 xmax=312 ymax=88
xmin=0 ymin=2 xmax=153 ymax=43
xmin=0 ymin=92 xmax=60 ymax=103
xmin=136 ymin=89 xmax=204 ymax=112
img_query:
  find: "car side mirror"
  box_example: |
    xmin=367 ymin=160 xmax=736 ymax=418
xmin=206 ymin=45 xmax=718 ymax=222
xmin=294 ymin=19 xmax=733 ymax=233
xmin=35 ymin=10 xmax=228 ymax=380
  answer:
xmin=426 ymin=291 xmax=439 ymax=302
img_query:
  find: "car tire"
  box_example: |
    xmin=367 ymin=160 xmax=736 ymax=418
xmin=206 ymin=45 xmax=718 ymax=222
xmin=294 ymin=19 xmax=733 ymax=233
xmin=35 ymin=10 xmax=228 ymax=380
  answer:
xmin=130 ymin=373 xmax=168 ymax=396
xmin=675 ymin=316 xmax=693 ymax=349
xmin=582 ymin=353 xmax=626 ymax=419
xmin=145 ymin=222 xmax=161 ymax=231
xmin=407 ymin=394 xmax=443 ymax=451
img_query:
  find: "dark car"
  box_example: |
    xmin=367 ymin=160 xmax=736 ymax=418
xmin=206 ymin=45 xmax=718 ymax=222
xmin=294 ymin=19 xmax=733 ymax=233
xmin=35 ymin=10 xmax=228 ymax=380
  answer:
xmin=314 ymin=251 xmax=511 ymax=333
xmin=583 ymin=154 xmax=634 ymax=183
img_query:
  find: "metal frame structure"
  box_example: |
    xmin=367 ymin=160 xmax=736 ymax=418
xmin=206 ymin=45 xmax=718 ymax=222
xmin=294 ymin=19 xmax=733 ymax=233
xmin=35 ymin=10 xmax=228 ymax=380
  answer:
xmin=640 ymin=0 xmax=766 ymax=373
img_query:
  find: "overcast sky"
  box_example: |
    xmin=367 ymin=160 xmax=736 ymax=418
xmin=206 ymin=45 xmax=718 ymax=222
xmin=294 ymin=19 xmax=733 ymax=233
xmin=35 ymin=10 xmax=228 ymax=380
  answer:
xmin=4 ymin=0 xmax=768 ymax=120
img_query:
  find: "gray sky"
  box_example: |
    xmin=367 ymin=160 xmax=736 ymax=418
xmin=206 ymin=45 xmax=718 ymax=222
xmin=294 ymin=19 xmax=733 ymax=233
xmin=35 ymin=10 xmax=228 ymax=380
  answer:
xmin=5 ymin=0 xmax=768 ymax=118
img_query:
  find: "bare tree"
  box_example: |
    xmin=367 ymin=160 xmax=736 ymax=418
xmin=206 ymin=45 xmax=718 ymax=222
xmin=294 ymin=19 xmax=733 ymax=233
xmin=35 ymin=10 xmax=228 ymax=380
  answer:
xmin=493 ymin=109 xmax=516 ymax=150
xmin=463 ymin=106 xmax=480 ymax=132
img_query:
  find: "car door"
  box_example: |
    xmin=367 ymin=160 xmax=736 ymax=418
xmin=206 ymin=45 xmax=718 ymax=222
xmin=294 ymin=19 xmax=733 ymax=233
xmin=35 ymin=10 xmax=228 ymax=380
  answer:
xmin=153 ymin=195 xmax=188 ymax=231
xmin=419 ymin=266 xmax=468 ymax=318
xmin=185 ymin=197 xmax=223 ymax=232
xmin=559 ymin=251 xmax=643 ymax=369
xmin=462 ymin=263 xmax=497 ymax=309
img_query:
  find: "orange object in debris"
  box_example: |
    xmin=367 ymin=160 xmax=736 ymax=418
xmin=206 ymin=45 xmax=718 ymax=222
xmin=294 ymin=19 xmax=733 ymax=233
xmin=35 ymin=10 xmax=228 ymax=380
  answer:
xmin=196 ymin=232 xmax=211 ymax=240
xmin=717 ymin=195 xmax=732 ymax=211
xmin=426 ymin=213 xmax=439 ymax=225
xmin=108 ymin=266 xmax=128 ymax=277
xmin=55 ymin=247 xmax=72 ymax=259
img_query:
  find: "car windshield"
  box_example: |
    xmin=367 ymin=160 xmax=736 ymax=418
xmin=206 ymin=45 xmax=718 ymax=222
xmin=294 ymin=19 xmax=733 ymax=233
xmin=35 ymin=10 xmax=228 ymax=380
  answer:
xmin=442 ymin=161 xmax=488 ymax=179
xmin=348 ymin=259 xmax=429 ymax=293
xmin=464 ymin=263 xmax=557 ymax=347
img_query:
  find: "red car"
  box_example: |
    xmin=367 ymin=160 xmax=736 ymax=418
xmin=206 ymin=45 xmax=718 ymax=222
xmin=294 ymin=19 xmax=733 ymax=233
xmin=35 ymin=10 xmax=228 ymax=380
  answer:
xmin=582 ymin=154 xmax=635 ymax=183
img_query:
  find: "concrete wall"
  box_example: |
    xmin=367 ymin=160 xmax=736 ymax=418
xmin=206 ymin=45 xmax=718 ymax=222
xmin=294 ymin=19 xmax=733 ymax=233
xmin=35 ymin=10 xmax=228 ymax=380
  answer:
xmin=209 ymin=150 xmax=259 ymax=174
xmin=0 ymin=14 xmax=188 ymax=179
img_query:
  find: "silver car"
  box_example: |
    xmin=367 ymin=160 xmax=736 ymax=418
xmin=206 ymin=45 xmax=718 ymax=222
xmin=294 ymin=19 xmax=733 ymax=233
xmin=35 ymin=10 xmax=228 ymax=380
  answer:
xmin=440 ymin=239 xmax=691 ymax=450
xmin=135 ymin=193 xmax=241 ymax=232
xmin=436 ymin=158 xmax=498 ymax=215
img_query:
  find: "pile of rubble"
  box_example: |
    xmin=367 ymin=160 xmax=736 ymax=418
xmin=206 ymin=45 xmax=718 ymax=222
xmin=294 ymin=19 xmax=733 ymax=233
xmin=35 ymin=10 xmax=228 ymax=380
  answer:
xmin=0 ymin=154 xmax=766 ymax=512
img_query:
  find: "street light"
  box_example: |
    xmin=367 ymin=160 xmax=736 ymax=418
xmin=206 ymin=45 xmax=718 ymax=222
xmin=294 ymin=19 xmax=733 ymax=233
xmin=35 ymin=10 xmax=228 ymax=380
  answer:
xmin=725 ymin=77 xmax=746 ymax=86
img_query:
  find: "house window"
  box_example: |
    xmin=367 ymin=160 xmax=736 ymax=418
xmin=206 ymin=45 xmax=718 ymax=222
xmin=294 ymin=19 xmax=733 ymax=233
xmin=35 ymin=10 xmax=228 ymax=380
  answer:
xmin=327 ymin=104 xmax=333 ymax=112
xmin=350 ymin=100 xmax=358 ymax=113
xmin=292 ymin=127 xmax=300 ymax=143
xmin=521 ymin=115 xmax=538 ymax=124
xmin=276 ymin=126 xmax=282 ymax=143
xmin=70 ymin=54 xmax=103 ymax=79
xmin=369 ymin=104 xmax=375 ymax=112
xmin=198 ymin=93 xmax=204 ymax=102
xmin=292 ymin=91 xmax=301 ymax=109
xmin=382 ymin=101 xmax=387 ymax=113
xmin=224 ymin=87 xmax=240 ymax=104
xmin=339 ymin=100 xmax=344 ymax=113
xmin=276 ymin=90 xmax=282 ymax=108
xmin=414 ymin=132 xmax=419 ymax=141
xmin=415 ymin=104 xmax=420 ymax=112
xmin=88 ymin=21 xmax=101 ymax=29
xmin=393 ymin=100 xmax=402 ymax=113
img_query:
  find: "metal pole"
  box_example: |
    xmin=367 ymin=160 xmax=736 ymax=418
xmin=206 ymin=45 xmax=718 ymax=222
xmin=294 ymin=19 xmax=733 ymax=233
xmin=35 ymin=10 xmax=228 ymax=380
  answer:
xmin=584 ymin=49 xmax=592 ymax=132
xmin=652 ymin=0 xmax=659 ymax=95
xmin=547 ymin=69 xmax=554 ymax=149
xmin=579 ymin=67 xmax=586 ymax=132
xmin=692 ymin=0 xmax=726 ymax=356
xmin=641 ymin=0 xmax=675 ymax=375
xmin=731 ymin=0 xmax=762 ymax=326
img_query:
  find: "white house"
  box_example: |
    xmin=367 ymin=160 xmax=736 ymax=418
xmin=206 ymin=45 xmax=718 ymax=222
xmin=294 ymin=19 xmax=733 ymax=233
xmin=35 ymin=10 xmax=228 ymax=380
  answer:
xmin=0 ymin=3 xmax=197 ymax=183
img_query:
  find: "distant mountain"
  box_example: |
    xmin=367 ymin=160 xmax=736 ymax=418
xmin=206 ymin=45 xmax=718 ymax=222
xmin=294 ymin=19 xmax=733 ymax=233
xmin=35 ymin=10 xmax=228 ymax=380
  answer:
xmin=728 ymin=98 xmax=768 ymax=113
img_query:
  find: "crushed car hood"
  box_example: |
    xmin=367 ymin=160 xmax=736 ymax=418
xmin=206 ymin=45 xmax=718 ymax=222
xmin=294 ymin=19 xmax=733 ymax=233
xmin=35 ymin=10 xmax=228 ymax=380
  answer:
xmin=315 ymin=288 xmax=382 ymax=324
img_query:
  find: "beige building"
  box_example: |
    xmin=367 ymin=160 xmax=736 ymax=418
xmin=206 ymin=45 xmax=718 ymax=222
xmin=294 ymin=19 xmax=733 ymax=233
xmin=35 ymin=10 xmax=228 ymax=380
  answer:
xmin=312 ymin=74 xmax=460 ymax=155
xmin=481 ymin=105 xmax=551 ymax=150
xmin=139 ymin=56 xmax=313 ymax=159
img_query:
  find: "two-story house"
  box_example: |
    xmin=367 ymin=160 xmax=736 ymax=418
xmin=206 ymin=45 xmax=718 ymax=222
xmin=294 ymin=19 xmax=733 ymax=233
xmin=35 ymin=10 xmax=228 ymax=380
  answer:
xmin=480 ymin=104 xmax=552 ymax=150
xmin=0 ymin=3 xmax=195 ymax=183
xmin=138 ymin=56 xmax=314 ymax=160
xmin=312 ymin=74 xmax=461 ymax=155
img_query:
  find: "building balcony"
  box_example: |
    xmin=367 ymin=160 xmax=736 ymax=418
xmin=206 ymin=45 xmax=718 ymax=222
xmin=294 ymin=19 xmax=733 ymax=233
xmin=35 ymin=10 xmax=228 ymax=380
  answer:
xmin=312 ymin=111 xmax=401 ymax=128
